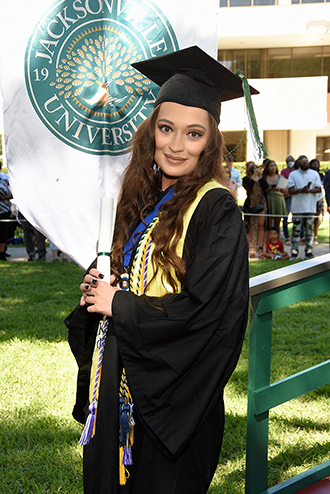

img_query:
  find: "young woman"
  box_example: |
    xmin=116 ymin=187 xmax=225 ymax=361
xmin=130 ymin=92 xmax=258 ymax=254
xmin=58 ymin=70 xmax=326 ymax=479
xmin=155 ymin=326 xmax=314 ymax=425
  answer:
xmin=243 ymin=161 xmax=268 ymax=258
xmin=67 ymin=46 xmax=251 ymax=494
xmin=263 ymin=160 xmax=287 ymax=230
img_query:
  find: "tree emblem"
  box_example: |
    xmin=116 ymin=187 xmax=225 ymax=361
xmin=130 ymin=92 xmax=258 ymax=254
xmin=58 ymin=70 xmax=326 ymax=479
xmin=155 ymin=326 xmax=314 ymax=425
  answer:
xmin=50 ymin=27 xmax=152 ymax=119
xmin=25 ymin=0 xmax=178 ymax=155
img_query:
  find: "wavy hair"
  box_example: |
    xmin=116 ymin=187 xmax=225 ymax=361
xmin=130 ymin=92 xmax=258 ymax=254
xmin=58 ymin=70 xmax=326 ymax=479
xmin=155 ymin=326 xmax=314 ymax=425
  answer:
xmin=111 ymin=105 xmax=228 ymax=290
xmin=263 ymin=160 xmax=279 ymax=176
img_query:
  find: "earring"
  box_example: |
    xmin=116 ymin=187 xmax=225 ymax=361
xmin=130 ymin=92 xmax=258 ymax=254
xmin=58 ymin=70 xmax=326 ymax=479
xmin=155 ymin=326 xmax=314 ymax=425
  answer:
xmin=153 ymin=162 xmax=160 ymax=171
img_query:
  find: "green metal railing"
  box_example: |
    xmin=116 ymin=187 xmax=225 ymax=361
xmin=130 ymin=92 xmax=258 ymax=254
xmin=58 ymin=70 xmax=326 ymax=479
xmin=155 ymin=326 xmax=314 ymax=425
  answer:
xmin=246 ymin=254 xmax=330 ymax=494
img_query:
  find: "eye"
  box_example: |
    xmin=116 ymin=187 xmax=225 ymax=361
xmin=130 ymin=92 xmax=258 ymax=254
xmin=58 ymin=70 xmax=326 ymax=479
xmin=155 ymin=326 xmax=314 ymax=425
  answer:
xmin=159 ymin=125 xmax=172 ymax=133
xmin=188 ymin=131 xmax=203 ymax=139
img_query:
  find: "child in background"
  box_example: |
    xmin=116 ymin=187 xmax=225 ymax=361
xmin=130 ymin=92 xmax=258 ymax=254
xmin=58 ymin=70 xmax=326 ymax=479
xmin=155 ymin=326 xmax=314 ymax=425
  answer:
xmin=260 ymin=226 xmax=289 ymax=260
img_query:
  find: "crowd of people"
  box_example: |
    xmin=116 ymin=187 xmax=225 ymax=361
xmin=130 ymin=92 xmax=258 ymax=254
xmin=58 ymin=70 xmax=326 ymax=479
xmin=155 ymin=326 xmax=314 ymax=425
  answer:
xmin=2 ymin=153 xmax=329 ymax=264
xmin=2 ymin=152 xmax=330 ymax=264
xmin=241 ymin=154 xmax=325 ymax=260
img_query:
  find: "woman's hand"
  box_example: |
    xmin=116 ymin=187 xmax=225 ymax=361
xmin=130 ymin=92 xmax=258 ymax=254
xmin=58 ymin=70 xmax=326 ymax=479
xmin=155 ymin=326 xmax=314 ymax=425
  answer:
xmin=252 ymin=169 xmax=261 ymax=181
xmin=79 ymin=269 xmax=119 ymax=317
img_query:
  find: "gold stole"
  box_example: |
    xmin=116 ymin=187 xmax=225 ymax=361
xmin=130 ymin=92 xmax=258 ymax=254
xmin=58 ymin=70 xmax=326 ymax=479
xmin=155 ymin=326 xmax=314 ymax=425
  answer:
xmin=130 ymin=179 xmax=225 ymax=297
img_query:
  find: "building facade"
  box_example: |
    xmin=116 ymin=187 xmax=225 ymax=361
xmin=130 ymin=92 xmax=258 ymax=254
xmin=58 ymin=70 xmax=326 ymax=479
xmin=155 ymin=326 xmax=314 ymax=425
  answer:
xmin=218 ymin=2 xmax=330 ymax=163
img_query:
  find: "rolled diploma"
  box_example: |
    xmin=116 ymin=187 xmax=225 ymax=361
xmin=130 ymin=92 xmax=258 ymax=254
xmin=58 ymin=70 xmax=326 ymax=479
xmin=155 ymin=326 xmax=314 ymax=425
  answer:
xmin=97 ymin=196 xmax=116 ymax=285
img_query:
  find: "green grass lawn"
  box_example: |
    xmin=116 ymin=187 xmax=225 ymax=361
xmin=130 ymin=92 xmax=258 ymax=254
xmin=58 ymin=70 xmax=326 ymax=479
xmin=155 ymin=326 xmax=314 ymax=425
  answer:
xmin=1 ymin=260 xmax=329 ymax=493
xmin=0 ymin=262 xmax=84 ymax=493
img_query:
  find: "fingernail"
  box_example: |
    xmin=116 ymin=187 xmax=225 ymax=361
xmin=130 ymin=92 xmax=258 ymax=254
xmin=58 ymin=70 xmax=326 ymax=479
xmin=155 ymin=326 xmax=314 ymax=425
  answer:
xmin=92 ymin=279 xmax=97 ymax=285
xmin=98 ymin=273 xmax=104 ymax=279
xmin=85 ymin=284 xmax=90 ymax=290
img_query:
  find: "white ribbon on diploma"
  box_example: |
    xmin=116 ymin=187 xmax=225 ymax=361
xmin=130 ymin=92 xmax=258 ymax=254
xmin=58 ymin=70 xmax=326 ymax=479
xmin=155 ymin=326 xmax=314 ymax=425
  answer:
xmin=97 ymin=196 xmax=116 ymax=284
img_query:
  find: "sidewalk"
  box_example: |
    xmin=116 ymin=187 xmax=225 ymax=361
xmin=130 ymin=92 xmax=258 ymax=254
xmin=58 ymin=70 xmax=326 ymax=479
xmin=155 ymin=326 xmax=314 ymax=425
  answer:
xmin=5 ymin=245 xmax=74 ymax=263
xmin=282 ymin=240 xmax=329 ymax=259
xmin=4 ymin=240 xmax=330 ymax=263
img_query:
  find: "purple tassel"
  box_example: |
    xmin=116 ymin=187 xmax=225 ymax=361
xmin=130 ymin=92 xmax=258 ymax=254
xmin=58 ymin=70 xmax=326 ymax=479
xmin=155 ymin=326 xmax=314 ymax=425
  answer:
xmin=79 ymin=401 xmax=96 ymax=446
xmin=123 ymin=446 xmax=133 ymax=465
xmin=119 ymin=403 xmax=130 ymax=445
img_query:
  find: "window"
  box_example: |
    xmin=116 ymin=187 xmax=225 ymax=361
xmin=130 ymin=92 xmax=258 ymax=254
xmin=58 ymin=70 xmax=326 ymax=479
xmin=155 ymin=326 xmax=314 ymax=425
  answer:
xmin=316 ymin=136 xmax=330 ymax=161
xmin=267 ymin=48 xmax=291 ymax=78
xmin=229 ymin=0 xmax=251 ymax=6
xmin=246 ymin=50 xmax=263 ymax=78
xmin=219 ymin=0 xmax=275 ymax=5
xmin=218 ymin=50 xmax=245 ymax=74
xmin=294 ymin=0 xmax=327 ymax=4
xmin=322 ymin=46 xmax=330 ymax=85
xmin=218 ymin=46 xmax=330 ymax=91
xmin=292 ymin=47 xmax=322 ymax=77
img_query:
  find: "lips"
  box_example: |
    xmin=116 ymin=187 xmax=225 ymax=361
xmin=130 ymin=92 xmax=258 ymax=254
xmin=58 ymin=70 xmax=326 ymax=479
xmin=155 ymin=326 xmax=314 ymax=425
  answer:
xmin=165 ymin=153 xmax=187 ymax=165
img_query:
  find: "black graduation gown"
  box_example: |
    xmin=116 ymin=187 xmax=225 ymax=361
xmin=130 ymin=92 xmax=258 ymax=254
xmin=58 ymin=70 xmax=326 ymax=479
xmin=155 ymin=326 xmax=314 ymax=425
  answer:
xmin=66 ymin=188 xmax=249 ymax=494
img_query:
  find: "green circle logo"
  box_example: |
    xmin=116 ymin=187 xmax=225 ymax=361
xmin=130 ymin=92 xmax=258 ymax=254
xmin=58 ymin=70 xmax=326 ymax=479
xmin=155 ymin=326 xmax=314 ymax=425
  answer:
xmin=25 ymin=0 xmax=179 ymax=155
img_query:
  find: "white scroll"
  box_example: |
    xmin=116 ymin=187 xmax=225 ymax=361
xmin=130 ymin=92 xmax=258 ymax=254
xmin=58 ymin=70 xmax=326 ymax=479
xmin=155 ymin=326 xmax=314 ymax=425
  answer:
xmin=97 ymin=197 xmax=116 ymax=284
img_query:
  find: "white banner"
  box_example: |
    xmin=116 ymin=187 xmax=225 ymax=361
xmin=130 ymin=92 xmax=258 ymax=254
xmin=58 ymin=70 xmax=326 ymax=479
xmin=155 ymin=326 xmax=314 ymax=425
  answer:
xmin=0 ymin=0 xmax=218 ymax=268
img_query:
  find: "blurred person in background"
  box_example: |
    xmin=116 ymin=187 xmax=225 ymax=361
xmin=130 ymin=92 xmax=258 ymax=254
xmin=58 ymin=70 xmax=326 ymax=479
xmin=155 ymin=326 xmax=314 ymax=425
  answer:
xmin=263 ymin=160 xmax=287 ymax=232
xmin=0 ymin=161 xmax=13 ymax=261
xmin=280 ymin=155 xmax=295 ymax=245
xmin=243 ymin=161 xmax=268 ymax=258
xmin=288 ymin=155 xmax=322 ymax=260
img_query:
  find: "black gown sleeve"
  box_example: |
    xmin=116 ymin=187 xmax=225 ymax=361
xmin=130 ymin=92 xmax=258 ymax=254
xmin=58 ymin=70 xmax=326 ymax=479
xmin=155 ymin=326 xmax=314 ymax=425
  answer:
xmin=112 ymin=188 xmax=249 ymax=459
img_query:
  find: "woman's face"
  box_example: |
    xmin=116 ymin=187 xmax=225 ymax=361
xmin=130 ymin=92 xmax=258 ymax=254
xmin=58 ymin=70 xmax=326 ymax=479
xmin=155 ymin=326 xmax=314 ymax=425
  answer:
xmin=268 ymin=161 xmax=277 ymax=175
xmin=154 ymin=102 xmax=211 ymax=189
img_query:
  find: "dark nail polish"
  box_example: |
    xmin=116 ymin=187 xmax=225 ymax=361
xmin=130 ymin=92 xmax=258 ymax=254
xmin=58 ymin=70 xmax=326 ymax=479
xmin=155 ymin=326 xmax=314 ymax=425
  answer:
xmin=85 ymin=284 xmax=90 ymax=290
xmin=92 ymin=279 xmax=97 ymax=285
xmin=98 ymin=273 xmax=104 ymax=279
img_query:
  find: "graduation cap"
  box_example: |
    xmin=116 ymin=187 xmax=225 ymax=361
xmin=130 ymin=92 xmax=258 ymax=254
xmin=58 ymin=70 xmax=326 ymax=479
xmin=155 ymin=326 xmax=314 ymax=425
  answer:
xmin=132 ymin=45 xmax=259 ymax=124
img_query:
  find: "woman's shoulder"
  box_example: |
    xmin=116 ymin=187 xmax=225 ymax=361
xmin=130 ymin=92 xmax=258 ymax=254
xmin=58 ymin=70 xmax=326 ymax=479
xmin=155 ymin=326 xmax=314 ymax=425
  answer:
xmin=199 ymin=181 xmax=235 ymax=200
xmin=193 ymin=184 xmax=239 ymax=219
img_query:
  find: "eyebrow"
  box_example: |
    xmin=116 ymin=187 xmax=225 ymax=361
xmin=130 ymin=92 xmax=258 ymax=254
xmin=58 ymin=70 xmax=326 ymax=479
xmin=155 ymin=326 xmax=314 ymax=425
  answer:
xmin=157 ymin=118 xmax=207 ymax=131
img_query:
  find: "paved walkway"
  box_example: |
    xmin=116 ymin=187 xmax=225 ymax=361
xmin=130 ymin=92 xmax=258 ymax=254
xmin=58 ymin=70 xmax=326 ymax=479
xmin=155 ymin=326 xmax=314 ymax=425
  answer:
xmin=4 ymin=245 xmax=74 ymax=263
xmin=4 ymin=240 xmax=330 ymax=263
xmin=280 ymin=239 xmax=329 ymax=259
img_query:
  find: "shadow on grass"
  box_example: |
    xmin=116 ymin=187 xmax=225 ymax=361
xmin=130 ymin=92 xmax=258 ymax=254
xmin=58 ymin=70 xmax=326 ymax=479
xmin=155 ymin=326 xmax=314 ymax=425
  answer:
xmin=267 ymin=430 xmax=330 ymax=489
xmin=209 ymin=411 xmax=330 ymax=493
xmin=1 ymin=262 xmax=84 ymax=343
xmin=0 ymin=407 xmax=83 ymax=494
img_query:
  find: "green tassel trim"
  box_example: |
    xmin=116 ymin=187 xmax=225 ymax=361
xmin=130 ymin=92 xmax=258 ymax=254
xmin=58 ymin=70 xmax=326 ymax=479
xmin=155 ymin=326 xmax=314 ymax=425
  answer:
xmin=236 ymin=73 xmax=269 ymax=162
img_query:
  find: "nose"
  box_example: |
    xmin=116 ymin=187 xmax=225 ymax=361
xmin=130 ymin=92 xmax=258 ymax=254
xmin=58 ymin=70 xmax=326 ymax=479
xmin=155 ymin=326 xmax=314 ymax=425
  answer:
xmin=168 ymin=132 xmax=184 ymax=153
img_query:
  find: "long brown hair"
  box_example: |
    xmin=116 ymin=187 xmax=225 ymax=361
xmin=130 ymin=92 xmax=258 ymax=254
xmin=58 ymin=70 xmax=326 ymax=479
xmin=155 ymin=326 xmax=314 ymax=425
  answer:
xmin=111 ymin=105 xmax=227 ymax=290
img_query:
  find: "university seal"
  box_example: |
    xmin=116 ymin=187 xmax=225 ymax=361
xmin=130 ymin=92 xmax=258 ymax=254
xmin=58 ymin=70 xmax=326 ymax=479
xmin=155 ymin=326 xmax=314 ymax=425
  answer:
xmin=25 ymin=0 xmax=178 ymax=155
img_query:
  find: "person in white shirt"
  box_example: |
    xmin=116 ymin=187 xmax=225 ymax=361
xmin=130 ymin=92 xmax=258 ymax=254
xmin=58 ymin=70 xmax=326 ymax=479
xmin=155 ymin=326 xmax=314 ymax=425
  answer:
xmin=287 ymin=155 xmax=322 ymax=260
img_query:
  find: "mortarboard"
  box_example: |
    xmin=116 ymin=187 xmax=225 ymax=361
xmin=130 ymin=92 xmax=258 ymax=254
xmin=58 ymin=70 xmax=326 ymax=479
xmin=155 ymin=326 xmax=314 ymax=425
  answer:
xmin=132 ymin=45 xmax=259 ymax=124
